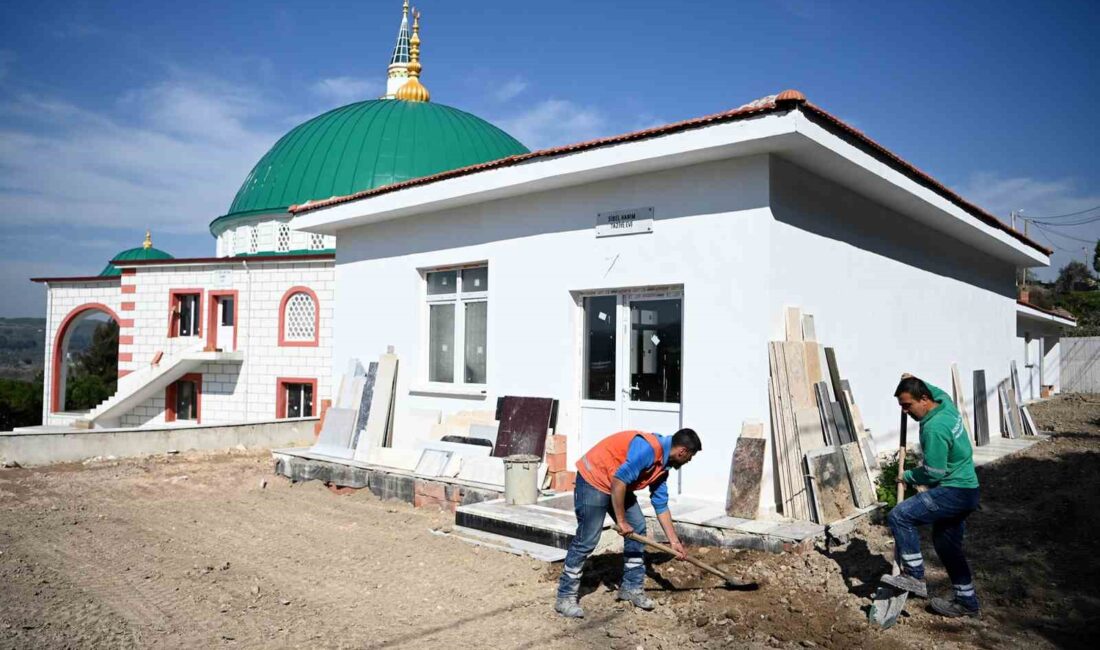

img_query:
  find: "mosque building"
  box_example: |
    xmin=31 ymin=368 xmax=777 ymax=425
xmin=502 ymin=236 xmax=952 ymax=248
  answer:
xmin=32 ymin=2 xmax=527 ymax=430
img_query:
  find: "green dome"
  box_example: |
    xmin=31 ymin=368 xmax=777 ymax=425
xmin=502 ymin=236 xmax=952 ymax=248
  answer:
xmin=99 ymin=244 xmax=174 ymax=277
xmin=210 ymin=100 xmax=529 ymax=234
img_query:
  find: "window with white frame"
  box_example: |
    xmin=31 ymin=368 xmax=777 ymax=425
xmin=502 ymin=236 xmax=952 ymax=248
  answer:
xmin=277 ymin=223 xmax=291 ymax=252
xmin=425 ymin=265 xmax=488 ymax=384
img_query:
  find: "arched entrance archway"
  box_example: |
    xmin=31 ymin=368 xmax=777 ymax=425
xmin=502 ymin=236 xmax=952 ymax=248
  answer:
xmin=51 ymin=303 xmax=120 ymax=413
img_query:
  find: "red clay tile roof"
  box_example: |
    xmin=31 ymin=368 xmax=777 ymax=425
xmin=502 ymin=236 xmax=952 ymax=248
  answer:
xmin=291 ymin=90 xmax=1051 ymax=257
xmin=1018 ymin=299 xmax=1077 ymax=323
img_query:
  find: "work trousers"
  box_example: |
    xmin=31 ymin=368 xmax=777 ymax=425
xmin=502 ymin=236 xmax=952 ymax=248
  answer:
xmin=556 ymin=474 xmax=647 ymax=599
xmin=887 ymin=485 xmax=981 ymax=609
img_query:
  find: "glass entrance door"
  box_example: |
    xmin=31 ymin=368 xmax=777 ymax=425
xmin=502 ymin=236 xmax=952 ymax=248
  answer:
xmin=579 ymin=289 xmax=683 ymax=486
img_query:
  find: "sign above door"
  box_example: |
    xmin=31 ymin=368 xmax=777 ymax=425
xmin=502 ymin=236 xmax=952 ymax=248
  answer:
xmin=596 ymin=207 xmax=654 ymax=238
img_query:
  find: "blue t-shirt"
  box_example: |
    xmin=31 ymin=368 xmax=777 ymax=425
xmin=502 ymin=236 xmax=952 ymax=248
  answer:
xmin=612 ymin=433 xmax=673 ymax=514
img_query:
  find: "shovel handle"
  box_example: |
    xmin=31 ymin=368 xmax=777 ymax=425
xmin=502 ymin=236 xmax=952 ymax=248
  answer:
xmin=624 ymin=532 xmax=752 ymax=587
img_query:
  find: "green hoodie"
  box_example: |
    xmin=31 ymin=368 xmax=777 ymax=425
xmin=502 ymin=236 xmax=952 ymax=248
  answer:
xmin=902 ymin=382 xmax=979 ymax=489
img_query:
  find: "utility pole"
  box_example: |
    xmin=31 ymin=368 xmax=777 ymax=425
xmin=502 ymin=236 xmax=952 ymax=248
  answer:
xmin=1011 ymin=209 xmax=1017 ymax=231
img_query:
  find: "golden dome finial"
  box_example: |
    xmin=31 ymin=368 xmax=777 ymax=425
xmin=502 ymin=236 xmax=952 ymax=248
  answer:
xmin=396 ymin=8 xmax=430 ymax=102
xmin=143 ymin=229 xmax=153 ymax=249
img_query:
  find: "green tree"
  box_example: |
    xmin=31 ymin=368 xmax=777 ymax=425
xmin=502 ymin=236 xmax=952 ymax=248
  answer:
xmin=0 ymin=372 xmax=43 ymax=430
xmin=64 ymin=321 xmax=118 ymax=411
xmin=1054 ymin=261 xmax=1094 ymax=295
xmin=1094 ymin=240 xmax=1100 ymax=275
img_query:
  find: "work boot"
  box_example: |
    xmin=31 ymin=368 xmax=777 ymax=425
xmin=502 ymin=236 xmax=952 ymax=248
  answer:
xmin=616 ymin=589 xmax=656 ymax=611
xmin=930 ymin=597 xmax=981 ymax=619
xmin=880 ymin=573 xmax=928 ymax=599
xmin=554 ymin=596 xmax=584 ymax=618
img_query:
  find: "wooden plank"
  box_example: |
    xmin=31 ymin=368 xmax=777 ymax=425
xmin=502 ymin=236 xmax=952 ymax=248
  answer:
xmin=1016 ymin=406 xmax=1034 ymax=437
xmin=774 ymin=342 xmax=809 ymax=520
xmin=824 ymin=347 xmax=856 ymax=444
xmin=950 ymin=363 xmax=973 ymax=439
xmin=727 ymin=422 xmax=766 ymax=518
xmin=782 ymin=341 xmax=814 ymax=412
xmin=804 ymin=342 xmax=824 ymax=385
xmin=841 ymin=441 xmax=876 ymax=508
xmin=801 ymin=314 xmax=817 ymax=342
xmin=785 ymin=307 xmax=804 ymax=342
xmin=814 ymin=382 xmax=839 ymax=446
xmin=768 ymin=344 xmax=795 ymax=518
xmin=795 ymin=407 xmax=827 ymax=455
xmin=805 ymin=447 xmax=857 ymax=523
xmin=972 ymin=370 xmax=990 ymax=447
xmin=1005 ymin=382 xmax=1025 ymax=439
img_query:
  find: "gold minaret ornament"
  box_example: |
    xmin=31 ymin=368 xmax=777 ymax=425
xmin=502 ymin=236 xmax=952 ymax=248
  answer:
xmin=143 ymin=230 xmax=153 ymax=249
xmin=395 ymin=9 xmax=430 ymax=102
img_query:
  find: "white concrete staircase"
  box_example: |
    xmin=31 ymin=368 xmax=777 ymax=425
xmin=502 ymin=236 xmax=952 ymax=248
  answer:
xmin=83 ymin=347 xmax=244 ymax=428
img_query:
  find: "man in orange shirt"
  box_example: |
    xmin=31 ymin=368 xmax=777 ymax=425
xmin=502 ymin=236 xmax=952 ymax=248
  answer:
xmin=555 ymin=428 xmax=702 ymax=618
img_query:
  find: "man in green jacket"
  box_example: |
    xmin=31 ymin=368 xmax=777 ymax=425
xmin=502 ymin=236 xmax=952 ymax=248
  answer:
xmin=882 ymin=374 xmax=981 ymax=618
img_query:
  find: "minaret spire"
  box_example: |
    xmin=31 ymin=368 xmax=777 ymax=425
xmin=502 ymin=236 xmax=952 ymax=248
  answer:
xmin=384 ymin=1 xmax=412 ymax=98
xmin=395 ymin=9 xmax=430 ymax=102
xmin=143 ymin=229 xmax=153 ymax=249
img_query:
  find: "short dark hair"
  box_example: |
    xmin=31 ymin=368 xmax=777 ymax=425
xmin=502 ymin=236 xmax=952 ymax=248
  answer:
xmin=894 ymin=377 xmax=933 ymax=400
xmin=671 ymin=428 xmax=702 ymax=453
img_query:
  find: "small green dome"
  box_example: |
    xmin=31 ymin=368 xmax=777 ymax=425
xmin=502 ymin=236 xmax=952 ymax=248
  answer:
xmin=210 ymin=100 xmax=529 ymax=234
xmin=99 ymin=240 xmax=174 ymax=277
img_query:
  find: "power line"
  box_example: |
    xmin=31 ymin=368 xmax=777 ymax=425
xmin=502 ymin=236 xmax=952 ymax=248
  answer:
xmin=1033 ymin=222 xmax=1097 ymax=246
xmin=1031 ymin=213 xmax=1100 ymax=227
xmin=1026 ymin=204 xmax=1100 ymax=221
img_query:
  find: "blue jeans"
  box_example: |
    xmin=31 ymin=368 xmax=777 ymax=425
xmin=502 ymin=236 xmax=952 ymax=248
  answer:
xmin=556 ymin=474 xmax=647 ymax=599
xmin=887 ymin=486 xmax=981 ymax=609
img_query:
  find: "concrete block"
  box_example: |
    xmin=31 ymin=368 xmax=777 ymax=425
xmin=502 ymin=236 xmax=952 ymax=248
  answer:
xmin=550 ymin=471 xmax=576 ymax=492
xmin=414 ymin=494 xmax=454 ymax=512
xmin=414 ymin=479 xmax=446 ymax=500
xmin=545 ymin=434 xmax=567 ymax=455
xmin=546 ymin=451 xmax=567 ymax=473
xmin=368 ymin=472 xmax=415 ymax=503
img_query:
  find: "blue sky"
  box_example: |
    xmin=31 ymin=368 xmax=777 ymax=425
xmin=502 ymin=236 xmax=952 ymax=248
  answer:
xmin=1 ymin=0 xmax=1097 ymax=316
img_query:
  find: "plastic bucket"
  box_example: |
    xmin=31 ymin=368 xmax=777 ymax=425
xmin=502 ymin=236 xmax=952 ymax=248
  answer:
xmin=503 ymin=454 xmax=541 ymax=505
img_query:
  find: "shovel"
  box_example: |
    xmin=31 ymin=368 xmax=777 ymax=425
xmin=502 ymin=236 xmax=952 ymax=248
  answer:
xmin=622 ymin=531 xmax=758 ymax=590
xmin=868 ymin=410 xmax=910 ymax=628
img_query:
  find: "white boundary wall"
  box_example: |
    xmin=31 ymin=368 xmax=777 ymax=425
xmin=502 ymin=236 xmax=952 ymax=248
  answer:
xmin=1061 ymin=337 xmax=1100 ymax=393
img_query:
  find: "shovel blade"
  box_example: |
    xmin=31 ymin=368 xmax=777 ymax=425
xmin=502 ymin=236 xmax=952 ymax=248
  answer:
xmin=868 ymin=586 xmax=908 ymax=629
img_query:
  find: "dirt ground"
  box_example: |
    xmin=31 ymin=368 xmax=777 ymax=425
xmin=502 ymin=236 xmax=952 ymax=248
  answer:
xmin=0 ymin=395 xmax=1096 ymax=649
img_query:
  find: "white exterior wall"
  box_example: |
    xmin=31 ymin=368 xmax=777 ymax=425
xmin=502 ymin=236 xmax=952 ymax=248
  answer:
xmin=1014 ymin=315 xmax=1066 ymax=400
xmin=42 ymin=279 xmax=122 ymax=424
xmin=334 ymin=156 xmax=772 ymax=500
xmin=118 ymin=261 xmax=334 ymax=427
xmin=329 ymin=153 xmax=1031 ymax=506
xmin=769 ymin=157 xmax=1017 ymax=456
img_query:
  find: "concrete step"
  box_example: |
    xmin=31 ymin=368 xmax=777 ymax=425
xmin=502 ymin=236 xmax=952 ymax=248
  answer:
xmin=431 ymin=525 xmax=567 ymax=562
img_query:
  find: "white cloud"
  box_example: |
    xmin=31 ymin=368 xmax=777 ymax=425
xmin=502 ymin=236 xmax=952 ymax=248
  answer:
xmin=956 ymin=172 xmax=1100 ymax=279
xmin=493 ymin=76 xmax=528 ymax=103
xmin=311 ymin=76 xmax=380 ymax=104
xmin=495 ymin=99 xmax=610 ymax=150
xmin=956 ymin=172 xmax=1100 ymax=221
xmin=0 ymin=79 xmax=282 ymax=236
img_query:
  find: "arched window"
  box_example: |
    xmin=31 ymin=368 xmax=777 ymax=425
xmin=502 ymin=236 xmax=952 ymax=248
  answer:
xmin=278 ymin=286 xmax=319 ymax=347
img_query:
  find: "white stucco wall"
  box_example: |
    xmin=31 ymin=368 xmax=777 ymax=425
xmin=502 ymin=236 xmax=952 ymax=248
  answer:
xmin=327 ymin=153 xmax=1035 ymax=508
xmin=333 ymin=156 xmax=772 ymax=500
xmin=1014 ymin=314 xmax=1068 ymax=400
xmin=769 ymin=157 xmax=1018 ymax=458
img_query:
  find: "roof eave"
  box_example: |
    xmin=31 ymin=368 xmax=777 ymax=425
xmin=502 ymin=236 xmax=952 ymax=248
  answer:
xmin=1016 ymin=301 xmax=1077 ymax=328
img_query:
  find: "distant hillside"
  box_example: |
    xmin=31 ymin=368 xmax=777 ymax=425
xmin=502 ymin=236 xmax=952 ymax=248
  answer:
xmin=0 ymin=317 xmax=110 ymax=382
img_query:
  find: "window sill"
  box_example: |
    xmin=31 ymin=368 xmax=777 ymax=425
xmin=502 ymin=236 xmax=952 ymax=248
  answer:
xmin=409 ymin=383 xmax=488 ymax=399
